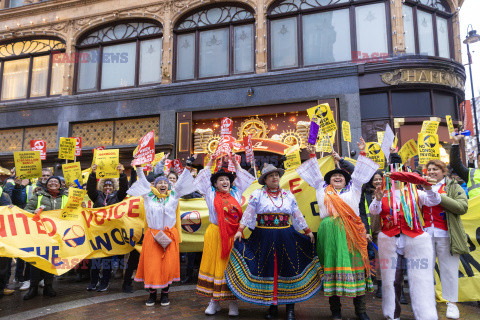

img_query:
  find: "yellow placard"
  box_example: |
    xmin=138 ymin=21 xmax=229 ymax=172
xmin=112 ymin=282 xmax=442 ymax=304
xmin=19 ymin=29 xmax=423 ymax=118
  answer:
xmin=307 ymin=103 xmax=337 ymax=134
xmin=421 ymin=120 xmax=440 ymax=135
xmin=316 ymin=132 xmax=335 ymax=153
xmin=377 ymin=131 xmax=385 ymax=145
xmin=62 ymin=162 xmax=83 ymax=187
xmin=446 ymin=115 xmax=455 ymax=139
xmin=393 ymin=135 xmax=398 ymax=148
xmin=58 ymin=137 xmax=76 ymax=161
xmin=61 ymin=188 xmax=87 ymax=220
xmin=366 ymin=142 xmax=385 ymax=169
xmin=283 ymin=145 xmax=301 ymax=170
xmin=418 ymin=133 xmax=440 ymax=165
xmin=342 ymin=121 xmax=351 ymax=143
xmin=95 ymin=149 xmax=119 ymax=179
xmin=152 ymin=152 xmax=165 ymax=167
xmin=398 ymin=138 xmax=418 ymax=163
xmin=14 ymin=151 xmax=42 ymax=179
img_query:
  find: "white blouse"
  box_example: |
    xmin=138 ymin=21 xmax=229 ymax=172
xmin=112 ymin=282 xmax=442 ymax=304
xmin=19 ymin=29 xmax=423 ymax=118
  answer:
xmin=127 ymin=167 xmax=196 ymax=230
xmin=194 ymin=166 xmax=255 ymax=226
xmin=240 ymin=187 xmax=309 ymax=231
xmin=296 ymin=155 xmax=379 ymax=219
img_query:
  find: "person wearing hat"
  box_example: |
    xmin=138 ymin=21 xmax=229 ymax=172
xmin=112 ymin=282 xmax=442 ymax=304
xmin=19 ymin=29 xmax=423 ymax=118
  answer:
xmin=23 ymin=175 xmax=68 ymax=300
xmin=127 ymin=159 xmax=195 ymax=306
xmin=296 ymin=138 xmax=378 ymax=320
xmin=369 ymin=153 xmax=441 ymax=320
xmin=194 ymin=154 xmax=255 ymax=317
xmin=227 ymin=162 xmax=321 ymax=320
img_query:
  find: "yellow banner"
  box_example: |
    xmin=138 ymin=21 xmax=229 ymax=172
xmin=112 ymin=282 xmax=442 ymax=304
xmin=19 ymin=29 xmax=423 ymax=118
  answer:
xmin=398 ymin=139 xmax=418 ymax=163
xmin=307 ymin=103 xmax=337 ymax=134
xmin=446 ymin=115 xmax=455 ymax=139
xmin=342 ymin=121 xmax=351 ymax=143
xmin=95 ymin=149 xmax=119 ymax=179
xmin=366 ymin=142 xmax=385 ymax=169
xmin=0 ymin=197 xmax=145 ymax=275
xmin=418 ymin=133 xmax=440 ymax=165
xmin=421 ymin=120 xmax=440 ymax=135
xmin=61 ymin=188 xmax=87 ymax=220
xmin=58 ymin=137 xmax=76 ymax=161
xmin=62 ymin=162 xmax=83 ymax=187
xmin=283 ymin=145 xmax=301 ymax=169
xmin=14 ymin=151 xmax=42 ymax=179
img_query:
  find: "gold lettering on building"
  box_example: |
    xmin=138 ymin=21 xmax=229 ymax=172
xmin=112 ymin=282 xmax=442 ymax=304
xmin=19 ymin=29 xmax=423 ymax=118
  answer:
xmin=381 ymin=68 xmax=465 ymax=90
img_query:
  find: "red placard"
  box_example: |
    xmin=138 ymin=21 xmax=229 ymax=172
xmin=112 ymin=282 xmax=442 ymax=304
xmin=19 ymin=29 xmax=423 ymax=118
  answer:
xmin=132 ymin=131 xmax=155 ymax=166
xmin=243 ymin=134 xmax=254 ymax=163
xmin=228 ymin=154 xmax=242 ymax=172
xmin=164 ymin=159 xmax=173 ymax=175
xmin=142 ymin=163 xmax=152 ymax=172
xmin=220 ymin=117 xmax=233 ymax=136
xmin=70 ymin=137 xmax=82 ymax=156
xmin=215 ymin=135 xmax=242 ymax=157
xmin=172 ymin=159 xmax=184 ymax=175
xmin=94 ymin=146 xmax=105 ymax=151
xmin=30 ymin=140 xmax=47 ymax=160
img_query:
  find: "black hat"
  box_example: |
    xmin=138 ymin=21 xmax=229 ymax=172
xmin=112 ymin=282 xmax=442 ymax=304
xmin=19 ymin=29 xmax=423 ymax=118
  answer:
xmin=210 ymin=168 xmax=235 ymax=186
xmin=324 ymin=168 xmax=351 ymax=186
xmin=389 ymin=153 xmax=403 ymax=165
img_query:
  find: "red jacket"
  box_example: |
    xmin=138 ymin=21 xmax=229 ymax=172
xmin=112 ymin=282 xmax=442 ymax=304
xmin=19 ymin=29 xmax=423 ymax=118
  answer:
xmin=380 ymin=196 xmax=424 ymax=238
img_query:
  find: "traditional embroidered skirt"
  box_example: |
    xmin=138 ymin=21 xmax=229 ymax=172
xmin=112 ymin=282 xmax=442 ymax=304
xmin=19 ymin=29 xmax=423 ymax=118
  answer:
xmin=225 ymin=218 xmax=323 ymax=306
xmin=134 ymin=226 xmax=180 ymax=289
xmin=196 ymin=224 xmax=236 ymax=300
xmin=317 ymin=216 xmax=373 ymax=297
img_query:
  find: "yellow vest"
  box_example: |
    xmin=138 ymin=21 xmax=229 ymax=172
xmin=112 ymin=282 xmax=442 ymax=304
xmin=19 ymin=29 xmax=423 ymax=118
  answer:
xmin=467 ymin=168 xmax=480 ymax=199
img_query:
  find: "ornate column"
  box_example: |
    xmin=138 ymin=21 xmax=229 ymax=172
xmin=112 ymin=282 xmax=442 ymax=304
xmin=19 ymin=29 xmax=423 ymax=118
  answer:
xmin=391 ymin=0 xmax=406 ymax=55
xmin=255 ymin=0 xmax=267 ymax=74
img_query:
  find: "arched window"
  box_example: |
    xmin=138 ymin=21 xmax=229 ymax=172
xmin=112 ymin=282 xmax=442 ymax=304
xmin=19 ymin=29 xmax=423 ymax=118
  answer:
xmin=268 ymin=0 xmax=391 ymax=70
xmin=403 ymin=0 xmax=452 ymax=58
xmin=75 ymin=20 xmax=163 ymax=93
xmin=174 ymin=4 xmax=255 ymax=81
xmin=0 ymin=38 xmax=65 ymax=101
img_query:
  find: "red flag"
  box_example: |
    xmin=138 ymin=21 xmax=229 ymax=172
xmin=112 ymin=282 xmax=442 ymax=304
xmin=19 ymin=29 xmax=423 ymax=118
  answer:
xmin=70 ymin=137 xmax=82 ymax=156
xmin=30 ymin=140 xmax=47 ymax=160
xmin=215 ymin=135 xmax=242 ymax=157
xmin=164 ymin=159 xmax=173 ymax=175
xmin=243 ymin=134 xmax=254 ymax=163
xmin=220 ymin=117 xmax=233 ymax=136
xmin=132 ymin=131 xmax=155 ymax=166
xmin=172 ymin=159 xmax=184 ymax=175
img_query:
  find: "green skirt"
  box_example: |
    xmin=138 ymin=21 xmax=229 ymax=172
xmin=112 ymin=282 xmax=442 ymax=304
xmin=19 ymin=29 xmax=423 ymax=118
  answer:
xmin=317 ymin=216 xmax=372 ymax=297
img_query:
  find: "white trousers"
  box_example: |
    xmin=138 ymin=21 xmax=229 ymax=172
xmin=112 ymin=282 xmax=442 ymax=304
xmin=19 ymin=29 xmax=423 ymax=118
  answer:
xmin=378 ymin=232 xmax=438 ymax=320
xmin=432 ymin=236 xmax=459 ymax=302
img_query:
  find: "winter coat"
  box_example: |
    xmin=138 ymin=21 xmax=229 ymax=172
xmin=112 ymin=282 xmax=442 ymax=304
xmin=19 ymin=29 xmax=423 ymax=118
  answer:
xmin=24 ymin=188 xmax=68 ymax=213
xmin=87 ymin=172 xmax=128 ymax=208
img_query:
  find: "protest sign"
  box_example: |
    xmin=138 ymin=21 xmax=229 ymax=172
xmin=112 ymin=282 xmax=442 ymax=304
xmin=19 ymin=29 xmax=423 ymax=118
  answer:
xmin=220 ymin=117 xmax=233 ymax=136
xmin=342 ymin=121 xmax=351 ymax=142
xmin=30 ymin=140 xmax=47 ymax=160
xmin=58 ymin=137 xmax=76 ymax=161
xmin=418 ymin=133 xmax=440 ymax=165
xmin=95 ymin=149 xmax=119 ymax=178
xmin=398 ymin=139 xmax=418 ymax=163
xmin=366 ymin=142 xmax=385 ymax=169
xmin=446 ymin=115 xmax=455 ymax=138
xmin=61 ymin=188 xmax=87 ymax=220
xmin=62 ymin=162 xmax=83 ymax=187
xmin=70 ymin=137 xmax=82 ymax=157
xmin=283 ymin=145 xmax=301 ymax=170
xmin=421 ymin=120 xmax=440 ymax=135
xmin=14 ymin=151 xmax=42 ymax=179
xmin=132 ymin=131 xmax=155 ymax=166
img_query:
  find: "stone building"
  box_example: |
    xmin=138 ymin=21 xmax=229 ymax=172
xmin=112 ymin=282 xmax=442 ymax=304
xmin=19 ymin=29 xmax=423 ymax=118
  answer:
xmin=0 ymin=0 xmax=467 ymax=170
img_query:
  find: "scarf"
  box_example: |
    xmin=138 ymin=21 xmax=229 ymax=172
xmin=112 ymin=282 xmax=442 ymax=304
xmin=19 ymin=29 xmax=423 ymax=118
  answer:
xmin=150 ymin=186 xmax=182 ymax=243
xmin=324 ymin=184 xmax=371 ymax=276
xmin=214 ymin=191 xmax=243 ymax=259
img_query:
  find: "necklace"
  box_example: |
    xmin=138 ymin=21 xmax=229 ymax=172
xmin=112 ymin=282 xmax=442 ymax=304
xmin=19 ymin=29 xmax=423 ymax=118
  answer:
xmin=266 ymin=188 xmax=283 ymax=208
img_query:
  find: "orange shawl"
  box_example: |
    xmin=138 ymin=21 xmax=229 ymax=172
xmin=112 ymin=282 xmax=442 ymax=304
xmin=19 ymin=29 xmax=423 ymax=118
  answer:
xmin=324 ymin=184 xmax=371 ymax=276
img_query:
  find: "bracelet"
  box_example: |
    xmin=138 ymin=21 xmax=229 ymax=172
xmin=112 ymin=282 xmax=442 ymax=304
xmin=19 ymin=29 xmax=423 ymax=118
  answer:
xmin=304 ymin=228 xmax=311 ymax=234
xmin=309 ymin=153 xmax=316 ymax=158
xmin=359 ymin=151 xmax=367 ymax=156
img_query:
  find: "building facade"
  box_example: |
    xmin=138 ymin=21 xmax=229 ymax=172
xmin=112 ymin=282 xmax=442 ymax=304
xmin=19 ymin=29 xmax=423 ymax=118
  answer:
xmin=0 ymin=0 xmax=467 ymax=171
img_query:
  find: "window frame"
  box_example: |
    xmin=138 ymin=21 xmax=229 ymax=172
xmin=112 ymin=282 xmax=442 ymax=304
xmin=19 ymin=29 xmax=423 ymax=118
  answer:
xmin=173 ymin=3 xmax=256 ymax=82
xmin=266 ymin=0 xmax=393 ymax=71
xmin=0 ymin=36 xmax=65 ymax=102
xmin=74 ymin=19 xmax=164 ymax=94
xmin=404 ymin=0 xmax=454 ymax=59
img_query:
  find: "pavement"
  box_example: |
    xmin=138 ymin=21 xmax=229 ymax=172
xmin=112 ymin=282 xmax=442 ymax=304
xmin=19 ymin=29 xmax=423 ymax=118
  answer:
xmin=0 ymin=265 xmax=479 ymax=320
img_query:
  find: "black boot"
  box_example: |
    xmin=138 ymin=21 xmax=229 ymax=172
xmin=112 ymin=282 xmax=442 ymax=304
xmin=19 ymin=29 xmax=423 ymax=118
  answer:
xmin=160 ymin=290 xmax=170 ymax=306
xmin=264 ymin=305 xmax=278 ymax=319
xmin=375 ymin=280 xmax=382 ymax=299
xmin=356 ymin=313 xmax=370 ymax=320
xmin=122 ymin=280 xmax=133 ymax=293
xmin=43 ymin=284 xmax=56 ymax=297
xmin=23 ymin=286 xmax=38 ymax=300
xmin=286 ymin=304 xmax=295 ymax=320
xmin=146 ymin=290 xmax=157 ymax=307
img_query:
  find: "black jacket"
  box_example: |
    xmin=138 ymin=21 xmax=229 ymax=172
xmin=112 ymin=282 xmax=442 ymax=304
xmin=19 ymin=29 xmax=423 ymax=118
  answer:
xmin=87 ymin=172 xmax=128 ymax=208
xmin=450 ymin=145 xmax=470 ymax=183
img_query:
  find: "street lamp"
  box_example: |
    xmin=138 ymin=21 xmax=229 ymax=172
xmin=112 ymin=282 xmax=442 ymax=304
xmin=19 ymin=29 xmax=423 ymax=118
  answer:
xmin=464 ymin=25 xmax=480 ymax=153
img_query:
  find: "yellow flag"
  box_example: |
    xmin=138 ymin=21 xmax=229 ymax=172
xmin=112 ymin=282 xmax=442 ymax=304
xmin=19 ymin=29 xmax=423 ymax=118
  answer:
xmin=421 ymin=120 xmax=440 ymax=135
xmin=152 ymin=152 xmax=165 ymax=167
xmin=62 ymin=162 xmax=83 ymax=187
xmin=418 ymin=133 xmax=440 ymax=165
xmin=398 ymin=139 xmax=418 ymax=163
xmin=446 ymin=115 xmax=454 ymax=139
xmin=342 ymin=121 xmax=351 ymax=142
xmin=366 ymin=142 xmax=385 ymax=169
xmin=61 ymin=188 xmax=87 ymax=220
xmin=95 ymin=149 xmax=119 ymax=179
xmin=307 ymin=103 xmax=337 ymax=134
xmin=283 ymin=145 xmax=301 ymax=170
xmin=14 ymin=151 xmax=42 ymax=179
xmin=58 ymin=137 xmax=76 ymax=160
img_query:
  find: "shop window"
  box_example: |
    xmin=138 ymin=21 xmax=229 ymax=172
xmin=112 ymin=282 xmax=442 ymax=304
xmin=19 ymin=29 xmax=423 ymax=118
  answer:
xmin=433 ymin=92 xmax=456 ymax=119
xmin=174 ymin=5 xmax=255 ymax=81
xmin=360 ymin=93 xmax=389 ymax=119
xmin=268 ymin=0 xmax=390 ymax=71
xmin=0 ymin=38 xmax=65 ymax=101
xmin=0 ymin=125 xmax=57 ymax=153
xmin=403 ymin=1 xmax=452 ymax=58
xmin=362 ymin=120 xmax=389 ymax=143
xmin=76 ymin=20 xmax=163 ymax=92
xmin=392 ymin=91 xmax=432 ymax=117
